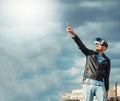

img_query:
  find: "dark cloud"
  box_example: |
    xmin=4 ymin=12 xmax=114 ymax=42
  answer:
xmin=60 ymin=1 xmax=120 ymax=23
xmin=59 ymin=0 xmax=120 ymax=41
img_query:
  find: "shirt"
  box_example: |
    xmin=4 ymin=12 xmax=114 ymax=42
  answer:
xmin=96 ymin=54 xmax=105 ymax=63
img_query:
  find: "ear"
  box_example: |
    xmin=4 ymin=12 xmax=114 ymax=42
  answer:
xmin=103 ymin=46 xmax=107 ymax=51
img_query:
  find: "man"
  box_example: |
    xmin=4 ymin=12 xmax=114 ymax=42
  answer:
xmin=66 ymin=24 xmax=111 ymax=101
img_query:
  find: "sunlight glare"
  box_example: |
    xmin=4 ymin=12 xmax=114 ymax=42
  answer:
xmin=6 ymin=0 xmax=56 ymax=24
xmin=1 ymin=0 xmax=58 ymax=42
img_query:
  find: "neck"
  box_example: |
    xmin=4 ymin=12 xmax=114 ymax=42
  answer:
xmin=98 ymin=51 xmax=104 ymax=55
xmin=96 ymin=50 xmax=104 ymax=55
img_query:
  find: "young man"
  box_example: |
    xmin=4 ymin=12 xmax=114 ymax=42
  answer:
xmin=66 ymin=24 xmax=111 ymax=101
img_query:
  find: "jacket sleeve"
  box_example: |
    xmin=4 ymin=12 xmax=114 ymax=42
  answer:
xmin=72 ymin=35 xmax=93 ymax=56
xmin=104 ymin=59 xmax=111 ymax=91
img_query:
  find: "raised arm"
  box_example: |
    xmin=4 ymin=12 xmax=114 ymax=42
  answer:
xmin=66 ymin=24 xmax=93 ymax=55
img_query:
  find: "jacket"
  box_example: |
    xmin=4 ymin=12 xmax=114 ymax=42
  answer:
xmin=72 ymin=35 xmax=111 ymax=91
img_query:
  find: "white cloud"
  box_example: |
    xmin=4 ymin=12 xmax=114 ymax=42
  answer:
xmin=68 ymin=67 xmax=81 ymax=76
xmin=75 ymin=22 xmax=104 ymax=36
xmin=74 ymin=57 xmax=86 ymax=68
xmin=0 ymin=0 xmax=58 ymax=23
xmin=108 ymin=42 xmax=120 ymax=54
xmin=79 ymin=1 xmax=102 ymax=8
xmin=74 ymin=21 xmax=119 ymax=42
xmin=0 ymin=23 xmax=61 ymax=44
xmin=0 ymin=51 xmax=62 ymax=100
xmin=79 ymin=1 xmax=118 ymax=9
xmin=0 ymin=0 xmax=62 ymax=100
xmin=0 ymin=0 xmax=60 ymax=44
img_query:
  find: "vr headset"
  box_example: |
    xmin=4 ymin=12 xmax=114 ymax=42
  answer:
xmin=94 ymin=38 xmax=108 ymax=48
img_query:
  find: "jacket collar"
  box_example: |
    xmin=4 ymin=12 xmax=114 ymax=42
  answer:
xmin=95 ymin=51 xmax=107 ymax=59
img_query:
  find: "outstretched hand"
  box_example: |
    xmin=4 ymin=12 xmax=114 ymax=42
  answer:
xmin=66 ymin=23 xmax=76 ymax=36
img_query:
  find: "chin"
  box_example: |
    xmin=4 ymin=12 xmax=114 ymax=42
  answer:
xmin=96 ymin=49 xmax=100 ymax=52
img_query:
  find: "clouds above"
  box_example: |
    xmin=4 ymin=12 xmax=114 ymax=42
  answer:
xmin=0 ymin=0 xmax=120 ymax=101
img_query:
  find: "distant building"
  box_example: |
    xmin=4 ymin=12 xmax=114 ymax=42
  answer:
xmin=108 ymin=86 xmax=120 ymax=97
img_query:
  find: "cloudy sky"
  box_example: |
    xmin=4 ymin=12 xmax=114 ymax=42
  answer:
xmin=0 ymin=0 xmax=120 ymax=101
